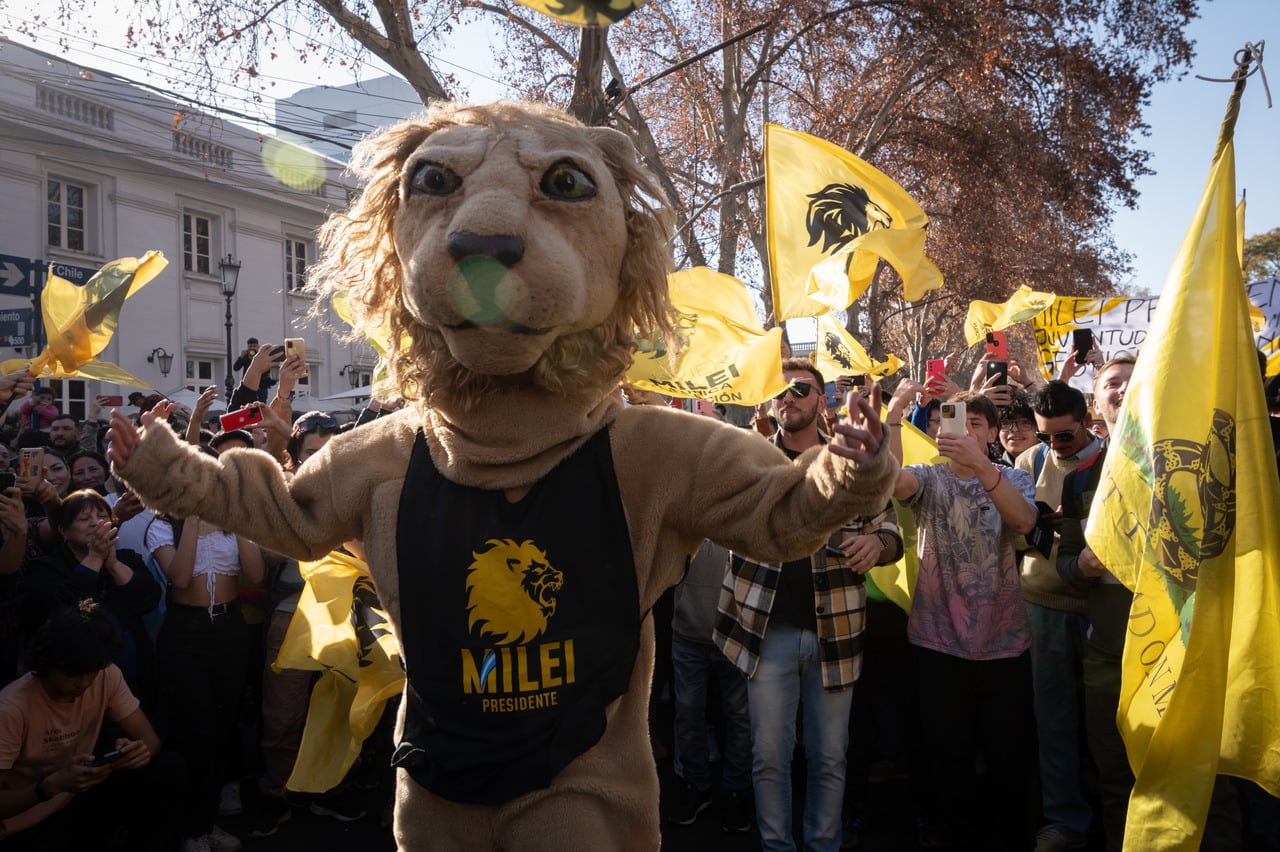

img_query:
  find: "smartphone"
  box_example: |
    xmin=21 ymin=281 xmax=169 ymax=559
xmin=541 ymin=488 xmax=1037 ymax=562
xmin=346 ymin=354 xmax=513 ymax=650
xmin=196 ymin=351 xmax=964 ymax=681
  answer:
xmin=18 ymin=448 xmax=44 ymax=479
xmin=93 ymin=748 xmax=124 ymax=766
xmin=926 ymin=359 xmax=946 ymax=382
xmin=284 ymin=338 xmax=307 ymax=371
xmin=985 ymin=330 xmax=1009 ymax=360
xmin=0 ymin=471 xmax=15 ymax=492
xmin=985 ymin=359 xmax=1009 ymax=386
xmin=1072 ymin=328 xmax=1094 ymax=364
xmin=824 ymin=382 xmax=841 ymax=407
xmin=96 ymin=394 xmax=124 ymax=407
xmin=219 ymin=405 xmax=264 ymax=432
xmin=850 ymin=375 xmax=867 ymax=388
xmin=939 ymin=401 xmax=967 ymax=437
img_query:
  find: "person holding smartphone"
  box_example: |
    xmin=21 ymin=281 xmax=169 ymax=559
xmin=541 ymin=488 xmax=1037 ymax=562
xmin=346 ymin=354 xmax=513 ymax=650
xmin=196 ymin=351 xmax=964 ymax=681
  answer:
xmin=883 ymin=382 xmax=1038 ymax=851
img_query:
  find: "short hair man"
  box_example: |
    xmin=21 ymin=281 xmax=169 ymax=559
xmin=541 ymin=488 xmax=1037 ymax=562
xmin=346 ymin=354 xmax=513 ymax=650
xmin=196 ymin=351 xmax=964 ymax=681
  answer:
xmin=0 ymin=600 xmax=183 ymax=850
xmin=884 ymin=382 xmax=1039 ymax=849
xmin=715 ymin=358 xmax=902 ymax=851
xmin=1016 ymin=380 xmax=1101 ymax=852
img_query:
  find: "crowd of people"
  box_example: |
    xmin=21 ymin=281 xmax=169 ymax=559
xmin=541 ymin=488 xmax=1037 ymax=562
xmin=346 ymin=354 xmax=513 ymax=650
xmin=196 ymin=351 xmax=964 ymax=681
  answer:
xmin=1 ymin=339 xmax=1278 ymax=852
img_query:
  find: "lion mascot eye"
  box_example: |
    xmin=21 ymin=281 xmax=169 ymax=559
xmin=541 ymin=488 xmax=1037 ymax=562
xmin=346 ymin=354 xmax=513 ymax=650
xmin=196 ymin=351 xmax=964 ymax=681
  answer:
xmin=409 ymin=161 xmax=463 ymax=196
xmin=540 ymin=161 xmax=597 ymax=201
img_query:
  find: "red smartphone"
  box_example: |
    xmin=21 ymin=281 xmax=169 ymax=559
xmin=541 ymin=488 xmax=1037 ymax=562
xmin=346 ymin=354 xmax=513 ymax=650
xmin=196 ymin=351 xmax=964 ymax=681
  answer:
xmin=925 ymin=359 xmax=946 ymax=382
xmin=985 ymin=330 xmax=1009 ymax=360
xmin=96 ymin=394 xmax=124 ymax=407
xmin=219 ymin=406 xmax=264 ymax=432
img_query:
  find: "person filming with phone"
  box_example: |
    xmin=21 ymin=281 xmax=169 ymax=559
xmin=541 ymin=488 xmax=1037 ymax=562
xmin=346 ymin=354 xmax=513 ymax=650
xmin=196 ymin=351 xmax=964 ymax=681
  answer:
xmin=0 ymin=600 xmax=183 ymax=851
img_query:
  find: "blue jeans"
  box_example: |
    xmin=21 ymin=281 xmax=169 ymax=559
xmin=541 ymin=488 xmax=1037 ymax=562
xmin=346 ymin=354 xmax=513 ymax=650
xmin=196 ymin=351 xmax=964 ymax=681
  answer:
xmin=672 ymin=637 xmax=751 ymax=792
xmin=1027 ymin=602 xmax=1092 ymax=834
xmin=748 ymin=625 xmax=853 ymax=852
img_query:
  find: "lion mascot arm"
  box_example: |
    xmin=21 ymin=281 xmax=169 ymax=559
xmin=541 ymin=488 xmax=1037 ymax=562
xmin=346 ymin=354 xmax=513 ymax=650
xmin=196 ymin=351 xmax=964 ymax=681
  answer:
xmin=112 ymin=412 xmax=409 ymax=561
xmin=613 ymin=404 xmax=898 ymax=599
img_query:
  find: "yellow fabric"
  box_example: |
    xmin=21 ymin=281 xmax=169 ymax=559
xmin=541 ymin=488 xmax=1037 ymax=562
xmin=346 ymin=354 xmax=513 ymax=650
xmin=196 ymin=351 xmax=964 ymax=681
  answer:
xmin=331 ymin=291 xmax=401 ymax=399
xmin=274 ymin=550 xmax=404 ymax=792
xmin=626 ymin=267 xmax=787 ymax=405
xmin=811 ymin=313 xmax=902 ymax=381
xmin=1085 ymin=95 xmax=1280 ymax=850
xmin=514 ymin=0 xmax=648 ymax=25
xmin=867 ymin=417 xmax=935 ymax=612
xmin=765 ymin=124 xmax=942 ymax=321
xmin=963 ymin=285 xmax=1056 ymax=347
xmin=0 ymin=252 xmax=165 ymax=386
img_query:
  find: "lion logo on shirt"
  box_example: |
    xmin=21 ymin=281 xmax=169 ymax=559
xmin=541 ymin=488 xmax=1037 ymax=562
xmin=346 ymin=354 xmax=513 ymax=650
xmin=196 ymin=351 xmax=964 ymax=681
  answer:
xmin=466 ymin=538 xmax=564 ymax=644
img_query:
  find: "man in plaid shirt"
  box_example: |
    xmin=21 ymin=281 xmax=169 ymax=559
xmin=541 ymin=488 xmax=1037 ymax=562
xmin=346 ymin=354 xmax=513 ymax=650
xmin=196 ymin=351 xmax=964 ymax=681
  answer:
xmin=714 ymin=359 xmax=902 ymax=852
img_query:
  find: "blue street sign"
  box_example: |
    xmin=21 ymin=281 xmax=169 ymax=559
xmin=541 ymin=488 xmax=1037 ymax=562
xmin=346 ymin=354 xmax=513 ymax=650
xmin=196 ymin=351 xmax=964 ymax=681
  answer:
xmin=0 ymin=254 xmax=35 ymax=296
xmin=47 ymin=260 xmax=98 ymax=286
xmin=0 ymin=307 xmax=34 ymax=346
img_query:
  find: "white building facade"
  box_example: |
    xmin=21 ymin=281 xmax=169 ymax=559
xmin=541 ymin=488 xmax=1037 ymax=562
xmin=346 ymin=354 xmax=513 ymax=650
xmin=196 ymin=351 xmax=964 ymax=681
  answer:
xmin=0 ymin=40 xmax=386 ymax=420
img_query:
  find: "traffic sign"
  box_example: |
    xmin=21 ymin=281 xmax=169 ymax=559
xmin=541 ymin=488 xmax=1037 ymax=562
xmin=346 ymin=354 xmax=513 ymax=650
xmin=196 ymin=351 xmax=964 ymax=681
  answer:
xmin=0 ymin=308 xmax=34 ymax=346
xmin=0 ymin=254 xmax=34 ymax=296
xmin=48 ymin=260 xmax=98 ymax=286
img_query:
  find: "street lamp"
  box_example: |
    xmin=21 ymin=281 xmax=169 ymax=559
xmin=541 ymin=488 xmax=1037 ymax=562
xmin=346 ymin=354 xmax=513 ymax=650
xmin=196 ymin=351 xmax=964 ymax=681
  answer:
xmin=339 ymin=363 xmax=361 ymax=389
xmin=147 ymin=347 xmax=174 ymax=378
xmin=218 ymin=253 xmax=241 ymax=403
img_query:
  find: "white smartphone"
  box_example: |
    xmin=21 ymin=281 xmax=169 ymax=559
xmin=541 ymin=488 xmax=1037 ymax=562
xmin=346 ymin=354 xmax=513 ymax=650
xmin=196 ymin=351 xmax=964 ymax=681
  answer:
xmin=939 ymin=401 xmax=967 ymax=437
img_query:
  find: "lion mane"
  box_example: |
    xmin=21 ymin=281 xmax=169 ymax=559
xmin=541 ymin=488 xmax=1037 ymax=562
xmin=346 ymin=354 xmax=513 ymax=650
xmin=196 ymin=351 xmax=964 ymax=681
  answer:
xmin=465 ymin=538 xmax=564 ymax=645
xmin=804 ymin=182 xmax=893 ymax=255
xmin=307 ymin=101 xmax=675 ymax=410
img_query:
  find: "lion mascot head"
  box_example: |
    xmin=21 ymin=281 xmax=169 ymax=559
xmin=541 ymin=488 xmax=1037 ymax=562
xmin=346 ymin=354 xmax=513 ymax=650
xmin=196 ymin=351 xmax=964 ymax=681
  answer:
xmin=308 ymin=101 xmax=675 ymax=409
xmin=465 ymin=538 xmax=565 ymax=645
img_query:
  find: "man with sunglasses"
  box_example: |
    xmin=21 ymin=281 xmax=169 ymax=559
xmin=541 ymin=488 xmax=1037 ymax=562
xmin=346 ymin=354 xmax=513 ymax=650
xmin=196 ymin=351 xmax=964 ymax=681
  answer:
xmin=1014 ymin=380 xmax=1100 ymax=852
xmin=716 ymin=358 xmax=902 ymax=852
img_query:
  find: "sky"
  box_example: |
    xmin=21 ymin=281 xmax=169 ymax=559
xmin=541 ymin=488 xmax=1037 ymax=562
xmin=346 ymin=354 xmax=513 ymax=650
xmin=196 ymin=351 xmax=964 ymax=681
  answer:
xmin=1 ymin=0 xmax=1276 ymax=297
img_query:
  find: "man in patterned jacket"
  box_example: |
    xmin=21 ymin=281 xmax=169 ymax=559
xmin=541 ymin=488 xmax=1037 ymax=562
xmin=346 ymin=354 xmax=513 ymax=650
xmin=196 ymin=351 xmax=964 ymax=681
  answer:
xmin=715 ymin=358 xmax=902 ymax=852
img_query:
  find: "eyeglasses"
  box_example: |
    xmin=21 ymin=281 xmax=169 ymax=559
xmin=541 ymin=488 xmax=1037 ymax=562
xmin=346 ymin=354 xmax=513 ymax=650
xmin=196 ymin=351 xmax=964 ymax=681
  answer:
xmin=773 ymin=382 xmax=816 ymax=401
xmin=1000 ymin=420 xmax=1035 ymax=433
xmin=1035 ymin=427 xmax=1080 ymax=444
xmin=293 ymin=413 xmax=339 ymax=434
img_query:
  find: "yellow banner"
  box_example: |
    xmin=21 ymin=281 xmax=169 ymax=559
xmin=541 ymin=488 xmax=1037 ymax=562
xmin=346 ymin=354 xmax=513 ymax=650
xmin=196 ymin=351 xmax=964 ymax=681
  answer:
xmin=765 ymin=124 xmax=942 ymax=321
xmin=275 ymin=550 xmax=404 ymax=792
xmin=1086 ymin=89 xmax=1280 ymax=849
xmin=812 ymin=313 xmax=903 ymax=381
xmin=868 ymin=416 xmax=936 ymax=612
xmin=963 ymin=285 xmax=1056 ymax=347
xmin=627 ymin=267 xmax=786 ymax=405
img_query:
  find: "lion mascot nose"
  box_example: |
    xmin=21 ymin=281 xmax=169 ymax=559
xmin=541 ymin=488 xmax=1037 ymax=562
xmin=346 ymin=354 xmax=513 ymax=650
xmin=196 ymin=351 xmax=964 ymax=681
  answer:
xmin=447 ymin=232 xmax=525 ymax=268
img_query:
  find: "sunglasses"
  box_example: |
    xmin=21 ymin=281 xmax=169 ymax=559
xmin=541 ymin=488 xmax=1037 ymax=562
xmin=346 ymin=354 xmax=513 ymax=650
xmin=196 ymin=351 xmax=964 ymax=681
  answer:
xmin=293 ymin=414 xmax=339 ymax=434
xmin=773 ymin=382 xmax=816 ymax=401
xmin=1035 ymin=428 xmax=1079 ymax=444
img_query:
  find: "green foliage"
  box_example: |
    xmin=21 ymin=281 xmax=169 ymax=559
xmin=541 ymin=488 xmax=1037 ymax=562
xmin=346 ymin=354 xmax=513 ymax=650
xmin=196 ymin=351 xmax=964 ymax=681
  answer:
xmin=1243 ymin=227 xmax=1280 ymax=282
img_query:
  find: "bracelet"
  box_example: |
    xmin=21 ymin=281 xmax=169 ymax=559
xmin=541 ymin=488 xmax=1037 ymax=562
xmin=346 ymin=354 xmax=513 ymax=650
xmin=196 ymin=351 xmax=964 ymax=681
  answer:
xmin=983 ymin=468 xmax=1003 ymax=493
xmin=34 ymin=777 xmax=50 ymax=801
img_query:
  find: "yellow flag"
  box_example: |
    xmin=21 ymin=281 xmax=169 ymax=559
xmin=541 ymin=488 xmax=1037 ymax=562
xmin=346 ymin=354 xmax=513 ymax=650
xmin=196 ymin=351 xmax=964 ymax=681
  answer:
xmin=963 ymin=285 xmax=1056 ymax=347
xmin=867 ymin=416 xmax=936 ymax=612
xmin=812 ymin=313 xmax=903 ymax=381
xmin=274 ymin=550 xmax=404 ymax=792
xmin=0 ymin=252 xmax=166 ymax=386
xmin=514 ymin=0 xmax=647 ymax=25
xmin=765 ymin=124 xmax=942 ymax=321
xmin=1085 ymin=85 xmax=1280 ymax=849
xmin=331 ymin=291 xmax=401 ymax=399
xmin=626 ymin=267 xmax=787 ymax=405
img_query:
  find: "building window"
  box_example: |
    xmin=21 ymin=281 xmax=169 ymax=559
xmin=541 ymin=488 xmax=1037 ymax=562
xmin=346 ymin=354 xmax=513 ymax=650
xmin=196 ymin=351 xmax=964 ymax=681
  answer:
xmin=186 ymin=357 xmax=216 ymax=392
xmin=46 ymin=378 xmax=88 ymax=421
xmin=48 ymin=178 xmax=87 ymax=252
xmin=285 ymin=237 xmax=309 ymax=291
xmin=183 ymin=213 xmax=213 ymax=275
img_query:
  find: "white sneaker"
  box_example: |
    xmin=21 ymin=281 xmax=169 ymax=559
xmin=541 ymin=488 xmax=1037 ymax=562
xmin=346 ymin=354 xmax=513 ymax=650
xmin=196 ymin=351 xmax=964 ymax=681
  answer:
xmin=206 ymin=825 xmax=243 ymax=852
xmin=181 ymin=836 xmax=212 ymax=852
xmin=217 ymin=781 xmax=243 ymax=816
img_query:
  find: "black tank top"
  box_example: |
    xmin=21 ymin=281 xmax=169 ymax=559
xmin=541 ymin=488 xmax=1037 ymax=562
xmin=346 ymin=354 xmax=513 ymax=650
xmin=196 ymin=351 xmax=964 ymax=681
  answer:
xmin=391 ymin=428 xmax=639 ymax=804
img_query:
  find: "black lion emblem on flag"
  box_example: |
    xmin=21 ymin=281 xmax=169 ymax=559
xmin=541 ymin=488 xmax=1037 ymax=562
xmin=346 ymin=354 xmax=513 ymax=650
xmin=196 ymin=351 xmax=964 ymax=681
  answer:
xmin=805 ymin=183 xmax=893 ymax=255
xmin=824 ymin=332 xmax=855 ymax=370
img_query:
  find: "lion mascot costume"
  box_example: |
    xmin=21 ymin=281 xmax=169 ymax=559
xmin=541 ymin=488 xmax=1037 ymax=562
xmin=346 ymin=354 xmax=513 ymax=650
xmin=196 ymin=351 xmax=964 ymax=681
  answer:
xmin=108 ymin=101 xmax=898 ymax=850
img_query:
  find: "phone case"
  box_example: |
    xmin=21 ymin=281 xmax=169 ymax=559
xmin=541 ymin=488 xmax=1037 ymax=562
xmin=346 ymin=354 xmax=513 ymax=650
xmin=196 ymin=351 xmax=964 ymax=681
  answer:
xmin=985 ymin=331 xmax=1009 ymax=360
xmin=219 ymin=406 xmax=264 ymax=432
xmin=926 ymin=359 xmax=946 ymax=380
